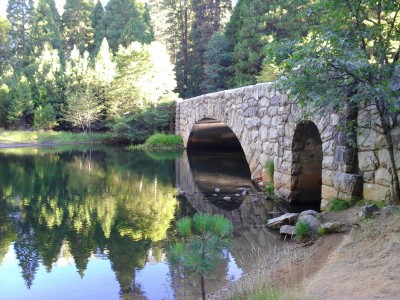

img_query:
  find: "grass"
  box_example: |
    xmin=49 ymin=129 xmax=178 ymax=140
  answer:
xmin=264 ymin=159 xmax=274 ymax=183
xmin=230 ymin=246 xmax=307 ymax=300
xmin=325 ymin=198 xmax=356 ymax=212
xmin=230 ymin=283 xmax=300 ymax=300
xmin=134 ymin=133 xmax=184 ymax=149
xmin=0 ymin=129 xmax=113 ymax=144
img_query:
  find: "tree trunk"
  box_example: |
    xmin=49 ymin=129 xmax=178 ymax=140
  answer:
xmin=200 ymin=274 xmax=206 ymax=300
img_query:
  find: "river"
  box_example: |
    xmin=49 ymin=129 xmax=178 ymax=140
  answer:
xmin=0 ymin=145 xmax=285 ymax=300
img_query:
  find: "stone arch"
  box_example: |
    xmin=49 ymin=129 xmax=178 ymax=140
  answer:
xmin=291 ymin=120 xmax=323 ymax=204
xmin=187 ymin=118 xmax=243 ymax=151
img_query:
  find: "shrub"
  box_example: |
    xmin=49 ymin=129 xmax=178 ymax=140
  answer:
xmin=294 ymin=221 xmax=311 ymax=241
xmin=317 ymin=226 xmax=326 ymax=236
xmin=143 ymin=133 xmax=183 ymax=148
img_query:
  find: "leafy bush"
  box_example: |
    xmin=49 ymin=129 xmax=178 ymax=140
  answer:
xmin=317 ymin=226 xmax=326 ymax=236
xmin=111 ymin=103 xmax=174 ymax=143
xmin=143 ymin=133 xmax=183 ymax=148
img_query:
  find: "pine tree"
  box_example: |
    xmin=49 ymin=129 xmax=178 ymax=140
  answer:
xmin=62 ymin=0 xmax=95 ymax=55
xmin=6 ymin=0 xmax=35 ymax=70
xmin=0 ymin=17 xmax=10 ymax=71
xmin=201 ymin=33 xmax=232 ymax=92
xmin=95 ymin=0 xmax=153 ymax=53
xmin=29 ymin=0 xmax=62 ymax=55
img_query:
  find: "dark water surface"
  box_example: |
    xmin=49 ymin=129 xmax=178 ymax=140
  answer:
xmin=0 ymin=146 xmax=284 ymax=300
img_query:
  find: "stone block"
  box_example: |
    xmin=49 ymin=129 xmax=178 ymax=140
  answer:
xmin=363 ymin=183 xmax=390 ymax=201
xmin=376 ymin=149 xmax=389 ymax=168
xmin=322 ymin=155 xmax=335 ymax=169
xmin=333 ymin=172 xmax=363 ymax=197
xmin=322 ymin=185 xmax=338 ymax=199
xmin=362 ymin=171 xmax=375 ymax=183
xmin=267 ymin=213 xmax=299 ymax=229
xmin=269 ymin=128 xmax=278 ymax=140
xmin=330 ymin=114 xmax=340 ymax=126
xmin=358 ymin=129 xmax=386 ymax=151
xmin=322 ymin=169 xmax=334 ymax=187
xmin=358 ymin=151 xmax=378 ymax=171
xmin=261 ymin=115 xmax=271 ymax=126
xmin=375 ymin=168 xmax=391 ymax=186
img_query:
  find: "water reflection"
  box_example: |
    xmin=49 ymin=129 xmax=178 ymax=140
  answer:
xmin=0 ymin=147 xmax=180 ymax=299
xmin=0 ymin=146 xmax=286 ymax=300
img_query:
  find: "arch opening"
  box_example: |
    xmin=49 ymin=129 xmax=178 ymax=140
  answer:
xmin=187 ymin=118 xmax=242 ymax=151
xmin=186 ymin=118 xmax=252 ymax=210
xmin=292 ymin=121 xmax=323 ymax=204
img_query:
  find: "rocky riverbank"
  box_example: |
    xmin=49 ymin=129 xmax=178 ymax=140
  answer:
xmin=209 ymin=205 xmax=400 ymax=299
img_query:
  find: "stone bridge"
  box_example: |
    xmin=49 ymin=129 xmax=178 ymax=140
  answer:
xmin=176 ymin=83 xmax=399 ymax=208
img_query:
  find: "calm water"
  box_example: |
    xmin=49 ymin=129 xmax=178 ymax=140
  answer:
xmin=0 ymin=146 xmax=284 ymax=300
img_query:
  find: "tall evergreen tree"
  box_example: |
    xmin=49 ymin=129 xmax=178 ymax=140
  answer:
xmin=0 ymin=17 xmax=10 ymax=71
xmin=185 ymin=0 xmax=232 ymax=97
xmin=201 ymin=33 xmax=232 ymax=92
xmin=6 ymin=0 xmax=35 ymax=70
xmin=62 ymin=0 xmax=95 ymax=55
xmin=95 ymin=0 xmax=153 ymax=53
xmin=29 ymin=0 xmax=62 ymax=55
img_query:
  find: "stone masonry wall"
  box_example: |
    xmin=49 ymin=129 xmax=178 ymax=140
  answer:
xmin=358 ymin=104 xmax=400 ymax=201
xmin=176 ymin=82 xmax=395 ymax=206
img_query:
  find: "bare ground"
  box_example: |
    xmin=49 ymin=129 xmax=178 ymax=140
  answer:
xmin=209 ymin=206 xmax=400 ymax=299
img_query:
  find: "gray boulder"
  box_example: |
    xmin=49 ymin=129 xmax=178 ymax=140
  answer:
xmin=298 ymin=214 xmax=322 ymax=234
xmin=280 ymin=225 xmax=295 ymax=236
xmin=321 ymin=222 xmax=341 ymax=233
xmin=267 ymin=213 xmax=299 ymax=229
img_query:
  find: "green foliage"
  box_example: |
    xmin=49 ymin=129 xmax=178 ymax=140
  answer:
xmin=167 ymin=213 xmax=233 ymax=297
xmin=294 ymin=220 xmax=311 ymax=241
xmin=266 ymin=0 xmax=400 ymax=202
xmin=317 ymin=226 xmax=326 ymax=236
xmin=264 ymin=183 xmax=275 ymax=197
xmin=325 ymin=198 xmax=355 ymax=212
xmin=7 ymin=0 xmax=35 ymax=70
xmin=112 ymin=103 xmax=174 ymax=143
xmin=0 ymin=16 xmax=10 ymax=70
xmin=33 ymin=104 xmax=57 ymax=130
xmin=0 ymin=130 xmax=113 ymax=144
xmin=264 ymin=159 xmax=274 ymax=183
xmin=108 ymin=41 xmax=176 ymax=117
xmin=143 ymin=133 xmax=183 ymax=148
xmin=94 ymin=0 xmax=153 ymax=53
xmin=62 ymin=0 xmax=95 ymax=54
xmin=201 ymin=33 xmax=232 ymax=93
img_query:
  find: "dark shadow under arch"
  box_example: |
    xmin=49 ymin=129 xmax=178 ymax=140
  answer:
xmin=187 ymin=118 xmax=242 ymax=151
xmin=292 ymin=121 xmax=323 ymax=204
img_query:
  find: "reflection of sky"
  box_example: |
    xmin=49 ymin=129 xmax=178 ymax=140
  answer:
xmin=0 ymin=244 xmax=244 ymax=300
xmin=0 ymin=244 xmax=120 ymax=300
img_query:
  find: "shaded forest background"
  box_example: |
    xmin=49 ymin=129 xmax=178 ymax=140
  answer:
xmin=1 ymin=0 xmax=398 ymax=147
xmin=0 ymin=0 xmax=313 ymax=143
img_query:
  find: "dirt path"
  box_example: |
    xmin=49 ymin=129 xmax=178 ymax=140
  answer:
xmin=209 ymin=207 xmax=400 ymax=299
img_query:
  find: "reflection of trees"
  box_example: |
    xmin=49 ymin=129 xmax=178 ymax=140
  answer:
xmin=0 ymin=147 xmax=178 ymax=291
xmin=14 ymin=228 xmax=40 ymax=289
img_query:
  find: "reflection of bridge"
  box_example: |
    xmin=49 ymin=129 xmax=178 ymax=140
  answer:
xmin=176 ymin=150 xmax=278 ymax=230
xmin=176 ymin=83 xmax=396 ymax=207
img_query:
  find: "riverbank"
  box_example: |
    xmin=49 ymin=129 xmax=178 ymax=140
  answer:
xmin=210 ymin=206 xmax=400 ymax=299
